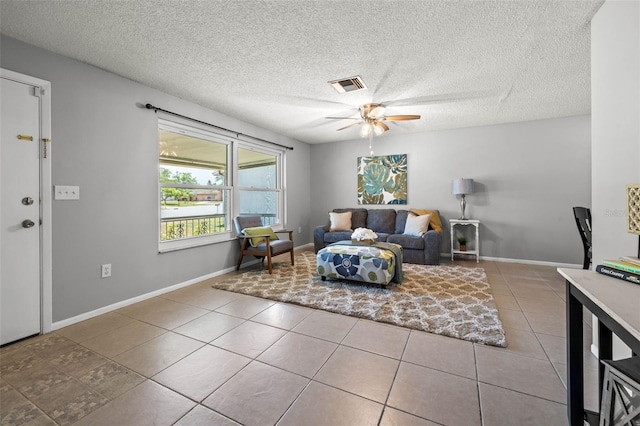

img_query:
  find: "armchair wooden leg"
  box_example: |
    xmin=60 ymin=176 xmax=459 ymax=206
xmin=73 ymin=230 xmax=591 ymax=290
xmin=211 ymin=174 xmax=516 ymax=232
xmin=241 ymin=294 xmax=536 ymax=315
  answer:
xmin=236 ymin=252 xmax=244 ymax=270
xmin=237 ymin=239 xmax=248 ymax=271
xmin=267 ymin=251 xmax=273 ymax=274
xmin=288 ymin=231 xmax=295 ymax=267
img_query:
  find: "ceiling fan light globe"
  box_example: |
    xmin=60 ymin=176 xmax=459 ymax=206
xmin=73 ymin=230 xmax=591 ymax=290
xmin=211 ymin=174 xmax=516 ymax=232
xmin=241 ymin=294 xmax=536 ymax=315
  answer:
xmin=360 ymin=123 xmax=372 ymax=137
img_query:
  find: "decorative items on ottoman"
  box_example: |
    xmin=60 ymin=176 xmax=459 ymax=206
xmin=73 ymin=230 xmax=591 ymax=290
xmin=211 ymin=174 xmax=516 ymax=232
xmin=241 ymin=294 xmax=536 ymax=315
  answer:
xmin=351 ymin=227 xmax=377 ymax=244
xmin=316 ymin=240 xmax=403 ymax=286
xmin=314 ymin=208 xmax=442 ymax=265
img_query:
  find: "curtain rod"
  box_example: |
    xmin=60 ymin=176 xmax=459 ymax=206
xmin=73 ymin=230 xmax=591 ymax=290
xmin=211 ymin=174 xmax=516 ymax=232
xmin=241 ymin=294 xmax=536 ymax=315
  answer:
xmin=144 ymin=103 xmax=294 ymax=151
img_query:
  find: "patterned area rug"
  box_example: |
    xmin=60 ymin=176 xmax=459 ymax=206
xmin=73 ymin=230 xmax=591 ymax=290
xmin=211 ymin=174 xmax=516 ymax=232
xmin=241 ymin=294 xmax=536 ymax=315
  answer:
xmin=213 ymin=251 xmax=507 ymax=347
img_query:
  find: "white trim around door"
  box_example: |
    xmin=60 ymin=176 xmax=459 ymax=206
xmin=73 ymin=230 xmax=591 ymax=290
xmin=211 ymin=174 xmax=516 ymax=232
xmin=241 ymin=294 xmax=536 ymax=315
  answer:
xmin=1 ymin=68 xmax=52 ymax=336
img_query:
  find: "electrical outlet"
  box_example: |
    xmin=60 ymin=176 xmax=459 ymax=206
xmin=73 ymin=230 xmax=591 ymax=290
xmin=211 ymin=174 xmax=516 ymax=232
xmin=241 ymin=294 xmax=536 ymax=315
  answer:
xmin=298 ymin=226 xmax=302 ymax=233
xmin=101 ymin=264 xmax=111 ymax=278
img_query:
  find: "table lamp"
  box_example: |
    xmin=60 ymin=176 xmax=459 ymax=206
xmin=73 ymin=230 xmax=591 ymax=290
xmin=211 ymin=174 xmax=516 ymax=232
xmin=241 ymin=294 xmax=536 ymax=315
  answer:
xmin=452 ymin=178 xmax=475 ymax=220
xmin=627 ymin=184 xmax=640 ymax=257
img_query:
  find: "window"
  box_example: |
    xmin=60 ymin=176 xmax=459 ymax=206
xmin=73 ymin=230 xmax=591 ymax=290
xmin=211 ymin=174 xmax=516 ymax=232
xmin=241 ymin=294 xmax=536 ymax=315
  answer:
xmin=237 ymin=148 xmax=279 ymax=226
xmin=158 ymin=119 xmax=284 ymax=251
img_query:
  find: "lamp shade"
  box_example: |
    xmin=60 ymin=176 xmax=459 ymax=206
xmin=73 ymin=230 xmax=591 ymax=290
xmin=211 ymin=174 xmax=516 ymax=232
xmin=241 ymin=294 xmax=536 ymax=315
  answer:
xmin=452 ymin=178 xmax=475 ymax=195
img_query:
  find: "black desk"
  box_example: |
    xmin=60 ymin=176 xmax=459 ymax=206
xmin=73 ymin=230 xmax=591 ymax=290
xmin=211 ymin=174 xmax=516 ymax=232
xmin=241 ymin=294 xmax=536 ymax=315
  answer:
xmin=558 ymin=268 xmax=640 ymax=426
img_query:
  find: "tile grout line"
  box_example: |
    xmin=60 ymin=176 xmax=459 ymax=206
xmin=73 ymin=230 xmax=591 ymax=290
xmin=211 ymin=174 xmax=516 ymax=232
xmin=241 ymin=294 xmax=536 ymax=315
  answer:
xmin=473 ymin=340 xmax=485 ymax=426
xmin=376 ymin=327 xmax=413 ymax=426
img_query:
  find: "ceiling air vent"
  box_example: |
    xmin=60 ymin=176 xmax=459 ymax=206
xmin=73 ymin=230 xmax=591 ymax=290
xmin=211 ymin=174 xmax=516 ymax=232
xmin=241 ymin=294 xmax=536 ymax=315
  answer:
xmin=328 ymin=76 xmax=367 ymax=93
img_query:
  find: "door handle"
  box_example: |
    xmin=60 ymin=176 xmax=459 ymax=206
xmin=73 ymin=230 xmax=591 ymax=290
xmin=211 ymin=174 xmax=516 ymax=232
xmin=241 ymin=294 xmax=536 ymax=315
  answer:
xmin=22 ymin=219 xmax=35 ymax=228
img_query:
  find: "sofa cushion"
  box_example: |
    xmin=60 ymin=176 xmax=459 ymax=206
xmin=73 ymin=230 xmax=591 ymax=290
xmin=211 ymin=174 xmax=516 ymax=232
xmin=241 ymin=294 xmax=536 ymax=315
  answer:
xmin=387 ymin=234 xmax=425 ymax=250
xmin=404 ymin=213 xmax=431 ymax=237
xmin=367 ymin=209 xmax=396 ymax=234
xmin=329 ymin=211 xmax=352 ymax=231
xmin=323 ymin=231 xmax=352 ymax=244
xmin=395 ymin=210 xmax=410 ymax=234
xmin=375 ymin=232 xmax=389 ymax=242
xmin=333 ymin=208 xmax=368 ymax=229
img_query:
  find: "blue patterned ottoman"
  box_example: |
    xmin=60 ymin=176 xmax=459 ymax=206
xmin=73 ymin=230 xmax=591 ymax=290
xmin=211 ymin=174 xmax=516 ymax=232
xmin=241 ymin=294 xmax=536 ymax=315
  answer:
xmin=316 ymin=241 xmax=403 ymax=286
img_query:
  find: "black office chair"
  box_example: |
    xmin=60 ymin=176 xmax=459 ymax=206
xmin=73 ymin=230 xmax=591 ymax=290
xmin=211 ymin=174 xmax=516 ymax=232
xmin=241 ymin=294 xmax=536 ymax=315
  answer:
xmin=573 ymin=207 xmax=592 ymax=270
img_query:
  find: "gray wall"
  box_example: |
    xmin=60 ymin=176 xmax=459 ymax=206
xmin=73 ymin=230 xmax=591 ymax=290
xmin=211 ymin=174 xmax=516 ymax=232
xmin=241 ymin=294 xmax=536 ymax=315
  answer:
xmin=1 ymin=36 xmax=312 ymax=322
xmin=591 ymin=0 xmax=640 ymax=265
xmin=310 ymin=115 xmax=591 ymax=264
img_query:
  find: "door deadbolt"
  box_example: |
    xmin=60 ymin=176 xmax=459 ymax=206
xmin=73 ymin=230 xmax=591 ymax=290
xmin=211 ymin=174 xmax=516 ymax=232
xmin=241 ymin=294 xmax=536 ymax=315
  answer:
xmin=22 ymin=219 xmax=35 ymax=228
xmin=22 ymin=197 xmax=34 ymax=206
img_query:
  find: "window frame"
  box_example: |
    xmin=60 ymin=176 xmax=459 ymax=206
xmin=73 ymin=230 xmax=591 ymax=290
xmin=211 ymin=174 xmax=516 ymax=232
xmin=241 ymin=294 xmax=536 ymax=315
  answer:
xmin=157 ymin=117 xmax=286 ymax=253
xmin=233 ymin=142 xmax=284 ymax=229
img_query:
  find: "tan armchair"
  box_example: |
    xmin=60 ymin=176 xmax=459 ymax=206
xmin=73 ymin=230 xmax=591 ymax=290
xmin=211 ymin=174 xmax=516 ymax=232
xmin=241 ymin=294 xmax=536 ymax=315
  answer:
xmin=234 ymin=216 xmax=294 ymax=274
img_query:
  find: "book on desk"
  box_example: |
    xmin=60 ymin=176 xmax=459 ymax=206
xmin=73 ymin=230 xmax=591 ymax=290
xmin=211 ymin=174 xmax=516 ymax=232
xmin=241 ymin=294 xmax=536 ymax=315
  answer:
xmin=596 ymin=257 xmax=640 ymax=285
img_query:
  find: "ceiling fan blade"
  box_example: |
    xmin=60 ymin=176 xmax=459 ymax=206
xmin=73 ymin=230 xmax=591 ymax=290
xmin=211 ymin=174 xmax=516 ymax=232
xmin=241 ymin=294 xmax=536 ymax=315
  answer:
xmin=374 ymin=121 xmax=389 ymax=133
xmin=382 ymin=115 xmax=421 ymax=121
xmin=326 ymin=116 xmax=359 ymax=120
xmin=336 ymin=121 xmax=363 ymax=131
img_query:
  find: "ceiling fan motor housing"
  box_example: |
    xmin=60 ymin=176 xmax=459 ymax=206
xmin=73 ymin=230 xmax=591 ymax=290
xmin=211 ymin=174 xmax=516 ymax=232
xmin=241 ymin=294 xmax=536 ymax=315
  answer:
xmin=360 ymin=103 xmax=386 ymax=119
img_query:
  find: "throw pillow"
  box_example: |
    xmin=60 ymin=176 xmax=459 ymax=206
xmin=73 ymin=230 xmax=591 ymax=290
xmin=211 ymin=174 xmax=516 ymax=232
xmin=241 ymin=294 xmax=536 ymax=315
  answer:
xmin=243 ymin=226 xmax=278 ymax=246
xmin=403 ymin=213 xmax=431 ymax=237
xmin=410 ymin=209 xmax=443 ymax=233
xmin=329 ymin=211 xmax=352 ymax=231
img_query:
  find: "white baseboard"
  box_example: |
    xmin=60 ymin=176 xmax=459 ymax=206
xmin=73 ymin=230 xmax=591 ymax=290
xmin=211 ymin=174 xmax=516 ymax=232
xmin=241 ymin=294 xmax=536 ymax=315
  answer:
xmin=480 ymin=255 xmax=581 ymax=269
xmin=442 ymin=252 xmax=581 ymax=268
xmin=51 ymin=260 xmax=258 ymax=331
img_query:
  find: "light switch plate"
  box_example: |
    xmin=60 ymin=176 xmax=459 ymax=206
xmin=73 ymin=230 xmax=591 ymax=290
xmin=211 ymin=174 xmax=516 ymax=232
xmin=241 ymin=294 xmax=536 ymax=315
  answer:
xmin=54 ymin=185 xmax=80 ymax=200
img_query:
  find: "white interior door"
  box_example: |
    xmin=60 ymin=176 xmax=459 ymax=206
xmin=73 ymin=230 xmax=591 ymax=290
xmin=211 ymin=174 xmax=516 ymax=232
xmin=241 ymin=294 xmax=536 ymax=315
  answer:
xmin=0 ymin=77 xmax=42 ymax=345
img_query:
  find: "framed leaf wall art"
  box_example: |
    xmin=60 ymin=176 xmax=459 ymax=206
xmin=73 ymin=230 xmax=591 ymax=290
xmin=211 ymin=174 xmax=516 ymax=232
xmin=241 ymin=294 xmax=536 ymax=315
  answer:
xmin=357 ymin=154 xmax=407 ymax=204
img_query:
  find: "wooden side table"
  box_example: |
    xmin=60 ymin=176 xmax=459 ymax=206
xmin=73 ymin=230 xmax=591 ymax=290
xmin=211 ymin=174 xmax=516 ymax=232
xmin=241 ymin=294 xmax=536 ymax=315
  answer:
xmin=450 ymin=219 xmax=480 ymax=263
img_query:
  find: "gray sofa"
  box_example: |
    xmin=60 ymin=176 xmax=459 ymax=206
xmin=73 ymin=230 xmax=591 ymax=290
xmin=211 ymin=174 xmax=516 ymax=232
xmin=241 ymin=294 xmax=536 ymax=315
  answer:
xmin=314 ymin=208 xmax=442 ymax=265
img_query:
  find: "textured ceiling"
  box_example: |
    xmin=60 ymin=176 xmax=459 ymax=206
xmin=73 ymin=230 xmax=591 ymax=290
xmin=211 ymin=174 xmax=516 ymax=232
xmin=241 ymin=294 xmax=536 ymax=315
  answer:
xmin=0 ymin=0 xmax=603 ymax=144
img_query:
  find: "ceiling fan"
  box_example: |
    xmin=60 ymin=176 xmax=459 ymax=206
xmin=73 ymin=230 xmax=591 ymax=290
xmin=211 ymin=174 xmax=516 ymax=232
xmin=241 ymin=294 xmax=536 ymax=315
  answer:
xmin=327 ymin=103 xmax=420 ymax=136
xmin=326 ymin=103 xmax=420 ymax=153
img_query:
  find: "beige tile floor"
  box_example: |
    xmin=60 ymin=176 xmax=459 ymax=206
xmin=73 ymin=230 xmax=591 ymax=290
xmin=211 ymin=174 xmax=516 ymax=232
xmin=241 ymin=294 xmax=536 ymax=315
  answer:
xmin=0 ymin=251 xmax=599 ymax=426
